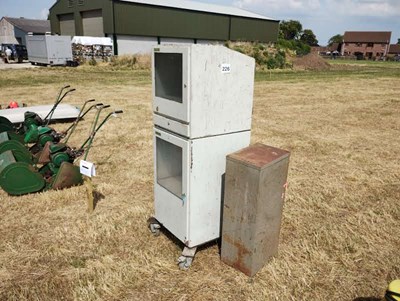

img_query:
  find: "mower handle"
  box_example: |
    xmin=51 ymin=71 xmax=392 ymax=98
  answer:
xmin=45 ymin=88 xmax=76 ymax=125
xmin=79 ymin=108 xmax=122 ymax=159
xmin=63 ymin=101 xmax=101 ymax=142
xmin=57 ymin=88 xmax=75 ymax=103
xmin=81 ymin=103 xmax=103 ymax=118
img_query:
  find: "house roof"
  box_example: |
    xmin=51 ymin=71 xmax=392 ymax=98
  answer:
xmin=343 ymin=31 xmax=392 ymax=43
xmin=329 ymin=43 xmax=340 ymax=52
xmin=389 ymin=44 xmax=400 ymax=54
xmin=119 ymin=0 xmax=277 ymax=21
xmin=3 ymin=17 xmax=50 ymax=34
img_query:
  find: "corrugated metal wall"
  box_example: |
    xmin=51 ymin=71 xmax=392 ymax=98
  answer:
xmin=50 ymin=0 xmax=278 ymax=40
xmin=49 ymin=0 xmax=279 ymax=54
xmin=113 ymin=2 xmax=230 ymax=40
xmin=49 ymin=0 xmax=112 ymax=36
xmin=230 ymin=17 xmax=279 ymax=42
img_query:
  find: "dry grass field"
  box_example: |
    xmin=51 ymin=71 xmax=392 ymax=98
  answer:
xmin=0 ymin=61 xmax=399 ymax=301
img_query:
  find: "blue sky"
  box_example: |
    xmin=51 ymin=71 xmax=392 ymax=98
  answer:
xmin=1 ymin=0 xmax=399 ymax=45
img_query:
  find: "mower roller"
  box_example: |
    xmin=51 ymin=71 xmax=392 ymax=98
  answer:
xmin=0 ymin=140 xmax=83 ymax=196
xmin=0 ymin=116 xmax=14 ymax=133
xmin=0 ymin=130 xmax=25 ymax=144
xmin=0 ymin=139 xmax=35 ymax=164
xmin=0 ymin=125 xmax=57 ymax=161
xmin=0 ymin=105 xmax=123 ymax=196
xmin=0 ymin=150 xmax=46 ymax=195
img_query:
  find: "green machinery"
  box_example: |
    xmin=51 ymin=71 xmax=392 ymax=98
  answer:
xmin=0 ymin=116 xmax=14 ymax=133
xmin=0 ymin=85 xmax=76 ymax=140
xmin=0 ymin=96 xmax=123 ymax=196
xmin=0 ymin=99 xmax=101 ymax=165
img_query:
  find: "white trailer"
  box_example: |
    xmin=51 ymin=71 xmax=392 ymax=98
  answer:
xmin=26 ymin=35 xmax=73 ymax=66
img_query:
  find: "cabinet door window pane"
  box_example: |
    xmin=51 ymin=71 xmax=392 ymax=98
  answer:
xmin=156 ymin=138 xmax=183 ymax=198
xmin=154 ymin=53 xmax=183 ymax=103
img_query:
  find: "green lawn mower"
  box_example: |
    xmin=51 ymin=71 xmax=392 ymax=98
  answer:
xmin=0 ymin=105 xmax=123 ymax=196
xmin=0 ymin=85 xmax=76 ymax=135
xmin=0 ymin=97 xmax=102 ymax=162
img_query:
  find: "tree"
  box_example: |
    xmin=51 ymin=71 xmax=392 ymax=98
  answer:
xmin=398 ymin=38 xmax=400 ymax=44
xmin=279 ymin=20 xmax=302 ymax=40
xmin=328 ymin=34 xmax=344 ymax=46
xmin=277 ymin=19 xmax=319 ymax=55
xmin=300 ymin=29 xmax=318 ymax=46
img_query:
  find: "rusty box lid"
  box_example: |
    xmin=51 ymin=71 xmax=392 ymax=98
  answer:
xmin=227 ymin=143 xmax=290 ymax=170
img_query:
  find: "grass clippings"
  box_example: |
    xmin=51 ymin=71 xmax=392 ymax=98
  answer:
xmin=0 ymin=61 xmax=399 ymax=301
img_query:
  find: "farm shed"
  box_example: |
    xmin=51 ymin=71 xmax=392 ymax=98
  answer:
xmin=341 ymin=31 xmax=392 ymax=59
xmin=0 ymin=17 xmax=50 ymax=46
xmin=48 ymin=0 xmax=279 ymax=55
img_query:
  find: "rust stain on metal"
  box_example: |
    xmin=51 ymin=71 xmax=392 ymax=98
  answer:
xmin=222 ymin=234 xmax=252 ymax=276
xmin=52 ymin=163 xmax=82 ymax=190
xmin=37 ymin=142 xmax=51 ymax=164
xmin=228 ymin=143 xmax=290 ymax=169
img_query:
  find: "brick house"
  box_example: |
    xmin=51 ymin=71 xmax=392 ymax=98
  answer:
xmin=388 ymin=44 xmax=400 ymax=56
xmin=341 ymin=31 xmax=391 ymax=59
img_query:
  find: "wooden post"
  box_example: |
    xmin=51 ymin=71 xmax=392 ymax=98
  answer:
xmin=84 ymin=176 xmax=94 ymax=213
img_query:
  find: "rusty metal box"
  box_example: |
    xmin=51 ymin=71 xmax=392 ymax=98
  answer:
xmin=221 ymin=143 xmax=290 ymax=276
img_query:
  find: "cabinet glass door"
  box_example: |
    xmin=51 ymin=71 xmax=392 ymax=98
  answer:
xmin=152 ymin=47 xmax=189 ymax=123
xmin=154 ymin=129 xmax=189 ymax=200
xmin=155 ymin=53 xmax=183 ymax=103
xmin=156 ymin=137 xmax=183 ymax=198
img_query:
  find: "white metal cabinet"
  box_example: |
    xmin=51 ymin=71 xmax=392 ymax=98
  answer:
xmin=153 ymin=128 xmax=251 ymax=248
xmin=153 ymin=128 xmax=190 ymax=243
xmin=186 ymin=130 xmax=251 ymax=247
xmin=150 ymin=45 xmax=255 ymax=269
xmin=152 ymin=45 xmax=255 ymax=138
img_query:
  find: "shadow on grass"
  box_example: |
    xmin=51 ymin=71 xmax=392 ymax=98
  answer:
xmin=93 ymin=190 xmax=105 ymax=210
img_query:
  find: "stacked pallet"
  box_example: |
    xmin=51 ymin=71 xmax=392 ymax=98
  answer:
xmin=71 ymin=36 xmax=113 ymax=63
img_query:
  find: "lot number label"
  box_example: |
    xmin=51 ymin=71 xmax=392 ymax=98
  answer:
xmin=221 ymin=64 xmax=231 ymax=74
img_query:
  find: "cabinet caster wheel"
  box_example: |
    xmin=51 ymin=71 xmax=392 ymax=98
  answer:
xmin=147 ymin=217 xmax=161 ymax=236
xmin=177 ymin=246 xmax=197 ymax=270
xmin=178 ymin=256 xmax=193 ymax=270
xmin=150 ymin=223 xmax=161 ymax=236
